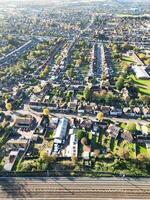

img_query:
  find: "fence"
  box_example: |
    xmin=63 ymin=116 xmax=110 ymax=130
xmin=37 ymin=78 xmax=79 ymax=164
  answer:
xmin=0 ymin=170 xmax=150 ymax=178
xmin=0 ymin=170 xmax=119 ymax=177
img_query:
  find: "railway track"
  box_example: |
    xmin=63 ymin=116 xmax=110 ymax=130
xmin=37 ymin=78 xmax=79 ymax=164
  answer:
xmin=0 ymin=177 xmax=150 ymax=199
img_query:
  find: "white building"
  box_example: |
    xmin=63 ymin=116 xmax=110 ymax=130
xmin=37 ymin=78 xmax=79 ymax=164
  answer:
xmin=54 ymin=118 xmax=68 ymax=144
xmin=4 ymin=150 xmax=20 ymax=171
xmin=132 ymin=65 xmax=150 ymax=79
xmin=65 ymin=129 xmax=78 ymax=157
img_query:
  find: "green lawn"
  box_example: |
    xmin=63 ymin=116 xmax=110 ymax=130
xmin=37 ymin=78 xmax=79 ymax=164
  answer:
xmin=137 ymin=144 xmax=148 ymax=156
xmin=120 ymin=122 xmax=126 ymax=129
xmin=139 ymin=146 xmax=148 ymax=155
xmin=126 ymin=143 xmax=136 ymax=159
xmin=80 ymin=64 xmax=89 ymax=75
xmin=111 ymin=139 xmax=118 ymax=153
xmin=130 ymin=74 xmax=150 ymax=95
xmin=88 ymin=132 xmax=92 ymax=140
xmin=122 ymin=56 xmax=134 ymax=63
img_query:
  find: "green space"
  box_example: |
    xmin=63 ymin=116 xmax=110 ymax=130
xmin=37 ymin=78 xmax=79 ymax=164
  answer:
xmin=137 ymin=144 xmax=148 ymax=155
xmin=130 ymin=74 xmax=150 ymax=95
xmin=122 ymin=56 xmax=134 ymax=63
xmin=80 ymin=64 xmax=89 ymax=75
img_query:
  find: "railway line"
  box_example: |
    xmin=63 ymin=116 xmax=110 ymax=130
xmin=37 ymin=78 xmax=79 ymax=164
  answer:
xmin=0 ymin=177 xmax=150 ymax=199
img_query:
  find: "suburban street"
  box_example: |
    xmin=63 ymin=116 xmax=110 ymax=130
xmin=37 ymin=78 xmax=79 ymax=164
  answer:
xmin=3 ymin=108 xmax=150 ymax=129
xmin=0 ymin=177 xmax=150 ymax=199
xmin=53 ymin=113 xmax=150 ymax=125
xmin=25 ymin=106 xmax=150 ymax=125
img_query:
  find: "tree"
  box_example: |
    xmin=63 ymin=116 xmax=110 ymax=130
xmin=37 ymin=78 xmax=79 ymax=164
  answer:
xmin=5 ymin=102 xmax=12 ymax=111
xmin=125 ymin=122 xmax=136 ymax=133
xmin=144 ymin=58 xmax=150 ymax=66
xmin=40 ymin=150 xmax=56 ymax=163
xmin=117 ymin=147 xmax=130 ymax=160
xmin=43 ymin=107 xmax=49 ymax=116
xmin=71 ymin=156 xmax=78 ymax=165
xmin=40 ymin=66 xmax=49 ymax=78
xmin=76 ymin=129 xmax=85 ymax=140
xmin=83 ymin=87 xmax=91 ymax=101
xmin=138 ymin=53 xmax=146 ymax=60
xmin=137 ymin=153 xmax=147 ymax=162
xmin=115 ymin=76 xmax=124 ymax=90
xmin=17 ymin=160 xmax=33 ymax=171
xmin=81 ymin=137 xmax=88 ymax=145
xmin=139 ymin=95 xmax=150 ymax=106
xmin=96 ymin=112 xmax=104 ymax=122
xmin=40 ymin=150 xmax=48 ymax=161
xmin=105 ymin=92 xmax=115 ymax=105
xmin=66 ymin=90 xmax=73 ymax=99
xmin=66 ymin=68 xmax=74 ymax=79
xmin=94 ymin=149 xmax=100 ymax=158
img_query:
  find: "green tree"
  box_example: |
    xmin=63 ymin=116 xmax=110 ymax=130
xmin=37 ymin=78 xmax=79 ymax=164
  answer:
xmin=5 ymin=102 xmax=12 ymax=111
xmin=76 ymin=129 xmax=85 ymax=140
xmin=66 ymin=68 xmax=74 ymax=79
xmin=83 ymin=87 xmax=91 ymax=101
xmin=40 ymin=150 xmax=48 ymax=161
xmin=40 ymin=150 xmax=56 ymax=163
xmin=71 ymin=156 xmax=78 ymax=165
xmin=115 ymin=76 xmax=124 ymax=90
xmin=139 ymin=95 xmax=150 ymax=105
xmin=137 ymin=153 xmax=148 ymax=162
xmin=81 ymin=137 xmax=88 ymax=145
xmin=96 ymin=112 xmax=104 ymax=122
xmin=94 ymin=149 xmax=100 ymax=158
xmin=117 ymin=147 xmax=130 ymax=160
xmin=43 ymin=107 xmax=49 ymax=116
xmin=125 ymin=122 xmax=136 ymax=133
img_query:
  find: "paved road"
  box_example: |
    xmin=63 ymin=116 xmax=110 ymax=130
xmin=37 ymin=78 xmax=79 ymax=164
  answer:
xmin=0 ymin=177 xmax=150 ymax=199
xmin=3 ymin=108 xmax=150 ymax=127
xmin=25 ymin=105 xmax=150 ymax=125
xmin=53 ymin=112 xmax=150 ymax=125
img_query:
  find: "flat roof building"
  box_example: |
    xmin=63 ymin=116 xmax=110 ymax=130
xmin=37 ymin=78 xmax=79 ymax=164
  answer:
xmin=14 ymin=115 xmax=33 ymax=128
xmin=54 ymin=117 xmax=68 ymax=144
xmin=132 ymin=65 xmax=150 ymax=79
xmin=65 ymin=129 xmax=78 ymax=157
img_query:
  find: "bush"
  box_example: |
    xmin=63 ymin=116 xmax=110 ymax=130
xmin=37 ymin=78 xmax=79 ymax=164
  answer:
xmin=125 ymin=122 xmax=136 ymax=132
xmin=81 ymin=137 xmax=88 ymax=145
xmin=76 ymin=129 xmax=85 ymax=140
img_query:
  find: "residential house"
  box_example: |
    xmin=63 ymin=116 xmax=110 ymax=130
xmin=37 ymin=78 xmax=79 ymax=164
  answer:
xmin=141 ymin=125 xmax=149 ymax=135
xmin=121 ymin=88 xmax=130 ymax=102
xmin=133 ymin=107 xmax=142 ymax=116
xmin=82 ymin=145 xmax=91 ymax=160
xmin=5 ymin=139 xmax=28 ymax=151
xmin=101 ymin=106 xmax=110 ymax=115
xmin=143 ymin=107 xmax=150 ymax=118
xmin=110 ymin=107 xmax=123 ymax=117
xmin=14 ymin=115 xmax=33 ymax=128
xmin=80 ymin=119 xmax=93 ymax=131
xmin=84 ymin=103 xmax=95 ymax=114
xmin=107 ymin=124 xmax=120 ymax=138
xmin=68 ymin=101 xmax=78 ymax=112
xmin=121 ymin=130 xmax=133 ymax=143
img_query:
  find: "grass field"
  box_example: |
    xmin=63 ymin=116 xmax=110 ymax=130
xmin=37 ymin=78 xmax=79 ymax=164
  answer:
xmin=122 ymin=56 xmax=134 ymax=63
xmin=130 ymin=74 xmax=150 ymax=95
xmin=137 ymin=144 xmax=148 ymax=156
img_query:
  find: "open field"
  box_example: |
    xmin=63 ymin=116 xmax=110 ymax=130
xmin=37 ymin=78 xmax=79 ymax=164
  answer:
xmin=130 ymin=74 xmax=150 ymax=95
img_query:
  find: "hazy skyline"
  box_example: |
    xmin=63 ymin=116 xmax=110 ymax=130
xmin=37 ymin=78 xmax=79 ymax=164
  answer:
xmin=0 ymin=0 xmax=149 ymax=3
